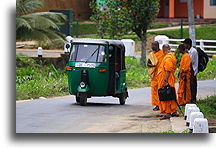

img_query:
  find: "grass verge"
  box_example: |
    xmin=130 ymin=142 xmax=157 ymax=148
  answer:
xmin=196 ymin=95 xmax=216 ymax=126
xmin=16 ymin=55 xmax=69 ymax=100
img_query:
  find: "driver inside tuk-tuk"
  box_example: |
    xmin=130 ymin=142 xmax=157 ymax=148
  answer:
xmin=116 ymin=56 xmax=121 ymax=72
xmin=108 ymin=46 xmax=120 ymax=78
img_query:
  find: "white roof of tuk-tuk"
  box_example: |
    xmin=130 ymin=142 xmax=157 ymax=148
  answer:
xmin=71 ymin=38 xmax=125 ymax=48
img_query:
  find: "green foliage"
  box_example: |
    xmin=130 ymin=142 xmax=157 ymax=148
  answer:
xmin=16 ymin=0 xmax=44 ymax=15
xmin=90 ymin=0 xmax=160 ymax=65
xmin=90 ymin=0 xmax=132 ymax=39
xmin=197 ymin=58 xmax=216 ymax=80
xmin=174 ymin=48 xmax=182 ymax=67
xmin=196 ymin=95 xmax=216 ymax=121
xmin=121 ymin=0 xmax=160 ymax=36
xmin=16 ymin=55 xmax=68 ymax=100
xmin=16 ymin=0 xmax=66 ymax=42
xmin=181 ymin=129 xmax=190 ymax=133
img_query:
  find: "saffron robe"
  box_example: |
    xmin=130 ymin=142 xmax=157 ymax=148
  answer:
xmin=158 ymin=52 xmax=177 ymax=113
xmin=150 ymin=50 xmax=164 ymax=106
xmin=177 ymin=53 xmax=191 ymax=105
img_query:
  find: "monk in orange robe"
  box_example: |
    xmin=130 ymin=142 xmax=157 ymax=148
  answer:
xmin=158 ymin=44 xmax=178 ymax=120
xmin=147 ymin=41 xmax=164 ymax=111
xmin=177 ymin=44 xmax=191 ymax=106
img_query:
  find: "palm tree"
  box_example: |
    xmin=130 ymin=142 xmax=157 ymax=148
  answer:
xmin=16 ymin=0 xmax=66 ymax=42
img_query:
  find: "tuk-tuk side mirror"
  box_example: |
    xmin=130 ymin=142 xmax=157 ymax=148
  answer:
xmin=109 ymin=46 xmax=114 ymax=52
xmin=108 ymin=46 xmax=115 ymax=58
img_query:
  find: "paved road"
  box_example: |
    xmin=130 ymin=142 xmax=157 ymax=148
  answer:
xmin=16 ymin=80 xmax=215 ymax=133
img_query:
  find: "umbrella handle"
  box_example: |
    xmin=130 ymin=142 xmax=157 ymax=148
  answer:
xmin=175 ymin=99 xmax=184 ymax=116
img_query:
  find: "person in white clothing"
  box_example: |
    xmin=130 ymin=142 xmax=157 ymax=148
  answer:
xmin=182 ymin=38 xmax=198 ymax=103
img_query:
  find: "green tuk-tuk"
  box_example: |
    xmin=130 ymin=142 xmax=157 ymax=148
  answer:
xmin=66 ymin=38 xmax=128 ymax=106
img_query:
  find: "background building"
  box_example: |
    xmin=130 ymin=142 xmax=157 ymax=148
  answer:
xmin=38 ymin=0 xmax=216 ymax=20
xmin=158 ymin=0 xmax=216 ymax=19
xmin=39 ymin=0 xmax=92 ymax=20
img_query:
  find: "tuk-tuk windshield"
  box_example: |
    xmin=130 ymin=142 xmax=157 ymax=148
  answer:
xmin=69 ymin=44 xmax=106 ymax=63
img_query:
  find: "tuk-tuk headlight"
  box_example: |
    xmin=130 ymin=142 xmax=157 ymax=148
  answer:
xmin=80 ymin=82 xmax=86 ymax=88
xmin=66 ymin=44 xmax=70 ymax=49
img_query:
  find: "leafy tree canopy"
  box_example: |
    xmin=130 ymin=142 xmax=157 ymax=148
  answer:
xmin=90 ymin=0 xmax=160 ymax=65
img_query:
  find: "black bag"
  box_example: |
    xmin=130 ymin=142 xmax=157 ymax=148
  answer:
xmin=197 ymin=48 xmax=209 ymax=72
xmin=158 ymin=85 xmax=176 ymax=101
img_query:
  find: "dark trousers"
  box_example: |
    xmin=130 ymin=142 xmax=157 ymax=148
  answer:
xmin=190 ymin=73 xmax=197 ymax=103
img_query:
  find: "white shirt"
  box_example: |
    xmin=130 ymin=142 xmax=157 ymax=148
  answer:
xmin=188 ymin=47 xmax=198 ymax=76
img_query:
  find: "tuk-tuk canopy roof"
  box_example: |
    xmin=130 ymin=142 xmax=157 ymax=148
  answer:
xmin=71 ymin=38 xmax=125 ymax=49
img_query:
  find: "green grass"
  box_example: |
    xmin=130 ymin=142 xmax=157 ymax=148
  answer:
xmin=148 ymin=24 xmax=216 ymax=40
xmin=73 ymin=22 xmax=170 ymax=36
xmin=72 ymin=22 xmax=97 ymax=35
xmin=16 ymin=55 xmax=69 ymax=100
xmin=126 ymin=57 xmax=150 ymax=88
xmin=148 ymin=23 xmax=170 ymax=29
xmin=196 ymin=95 xmax=216 ymax=121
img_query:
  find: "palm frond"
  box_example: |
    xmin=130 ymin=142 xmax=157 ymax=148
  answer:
xmin=16 ymin=0 xmax=67 ymax=43
xmin=19 ymin=14 xmax=60 ymax=30
xmin=16 ymin=0 xmax=44 ymax=16
xmin=16 ymin=17 xmax=32 ymax=31
xmin=33 ymin=12 xmax=67 ymax=23
xmin=17 ymin=26 xmax=65 ymax=42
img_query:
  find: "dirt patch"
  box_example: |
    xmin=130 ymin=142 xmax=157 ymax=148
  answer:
xmin=208 ymin=117 xmax=216 ymax=126
xmin=83 ymin=111 xmax=174 ymax=133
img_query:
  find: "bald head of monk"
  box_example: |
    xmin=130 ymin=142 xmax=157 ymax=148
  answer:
xmin=162 ymin=44 xmax=171 ymax=55
xmin=151 ymin=41 xmax=160 ymax=53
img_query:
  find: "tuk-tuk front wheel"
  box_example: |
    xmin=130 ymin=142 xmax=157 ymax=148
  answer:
xmin=119 ymin=92 xmax=127 ymax=105
xmin=75 ymin=94 xmax=80 ymax=103
xmin=79 ymin=93 xmax=87 ymax=106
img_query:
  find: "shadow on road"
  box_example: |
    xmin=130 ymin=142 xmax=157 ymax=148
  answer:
xmin=71 ymin=102 xmax=125 ymax=107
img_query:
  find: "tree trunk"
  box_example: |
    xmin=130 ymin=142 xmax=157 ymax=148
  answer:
xmin=187 ymin=0 xmax=196 ymax=46
xmin=140 ymin=33 xmax=147 ymax=66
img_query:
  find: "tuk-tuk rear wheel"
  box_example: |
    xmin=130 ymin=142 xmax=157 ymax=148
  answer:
xmin=79 ymin=93 xmax=87 ymax=106
xmin=119 ymin=92 xmax=127 ymax=105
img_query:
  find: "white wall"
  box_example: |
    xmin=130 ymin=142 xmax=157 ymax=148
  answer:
xmin=204 ymin=0 xmax=216 ymax=18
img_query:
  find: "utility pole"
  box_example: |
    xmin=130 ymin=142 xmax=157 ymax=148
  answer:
xmin=187 ymin=0 xmax=196 ymax=47
xmin=180 ymin=19 xmax=183 ymax=39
